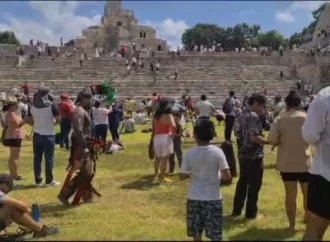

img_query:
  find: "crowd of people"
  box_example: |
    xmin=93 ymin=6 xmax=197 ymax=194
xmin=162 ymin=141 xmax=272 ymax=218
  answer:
xmin=0 ymin=81 xmax=329 ymax=240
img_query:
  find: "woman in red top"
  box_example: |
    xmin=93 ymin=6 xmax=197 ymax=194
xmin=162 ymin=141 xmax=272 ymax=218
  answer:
xmin=58 ymin=94 xmax=74 ymax=149
xmin=152 ymin=98 xmax=176 ymax=182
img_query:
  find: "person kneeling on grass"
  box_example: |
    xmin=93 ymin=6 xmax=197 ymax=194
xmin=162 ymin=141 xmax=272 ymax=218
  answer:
xmin=180 ymin=119 xmax=231 ymax=241
xmin=0 ymin=173 xmax=59 ymax=238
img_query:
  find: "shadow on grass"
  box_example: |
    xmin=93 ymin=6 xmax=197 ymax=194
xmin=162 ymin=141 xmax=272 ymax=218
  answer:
xmin=14 ymin=184 xmax=45 ymax=191
xmin=264 ymin=164 xmax=276 ymax=169
xmin=228 ymin=226 xmax=294 ymax=241
xmin=40 ymin=202 xmax=74 ymax=218
xmin=120 ymin=175 xmax=160 ymax=191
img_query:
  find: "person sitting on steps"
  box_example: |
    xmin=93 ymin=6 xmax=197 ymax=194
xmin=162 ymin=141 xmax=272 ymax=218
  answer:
xmin=0 ymin=173 xmax=59 ymax=238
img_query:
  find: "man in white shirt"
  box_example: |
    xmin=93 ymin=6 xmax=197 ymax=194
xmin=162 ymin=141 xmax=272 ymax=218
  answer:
xmin=26 ymin=88 xmax=60 ymax=187
xmin=302 ymin=86 xmax=330 ymax=241
xmin=194 ymin=94 xmax=215 ymax=119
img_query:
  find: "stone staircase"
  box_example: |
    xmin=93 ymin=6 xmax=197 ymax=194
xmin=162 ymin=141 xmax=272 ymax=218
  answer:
xmin=0 ymin=55 xmax=298 ymax=107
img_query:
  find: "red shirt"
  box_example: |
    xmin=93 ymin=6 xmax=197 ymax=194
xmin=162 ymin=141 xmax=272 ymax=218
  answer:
xmin=21 ymin=85 xmax=30 ymax=94
xmin=151 ymin=96 xmax=158 ymax=104
xmin=58 ymin=101 xmax=74 ymax=119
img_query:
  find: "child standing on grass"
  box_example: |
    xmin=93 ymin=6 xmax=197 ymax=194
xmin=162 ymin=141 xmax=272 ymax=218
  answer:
xmin=168 ymin=111 xmax=183 ymax=174
xmin=180 ymin=119 xmax=231 ymax=241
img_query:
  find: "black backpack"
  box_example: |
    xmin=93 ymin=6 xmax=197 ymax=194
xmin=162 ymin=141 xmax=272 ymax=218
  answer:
xmin=222 ymin=98 xmax=232 ymax=114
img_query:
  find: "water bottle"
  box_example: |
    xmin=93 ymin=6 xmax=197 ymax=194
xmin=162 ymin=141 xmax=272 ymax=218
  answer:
xmin=32 ymin=203 xmax=40 ymax=222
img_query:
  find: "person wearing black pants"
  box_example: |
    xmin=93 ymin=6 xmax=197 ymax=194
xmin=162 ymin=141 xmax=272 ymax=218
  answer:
xmin=168 ymin=112 xmax=183 ymax=173
xmin=223 ymin=91 xmax=237 ymax=141
xmin=108 ymin=103 xmax=123 ymax=141
xmin=231 ymin=93 xmax=269 ymax=219
xmin=224 ymin=115 xmax=235 ymax=141
xmin=232 ymin=158 xmax=264 ymax=218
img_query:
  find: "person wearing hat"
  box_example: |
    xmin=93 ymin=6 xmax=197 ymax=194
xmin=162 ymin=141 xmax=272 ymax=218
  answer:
xmin=27 ymin=88 xmax=60 ymax=187
xmin=2 ymin=97 xmax=25 ymax=181
xmin=58 ymin=93 xmax=74 ymax=150
xmin=0 ymin=173 xmax=59 ymax=238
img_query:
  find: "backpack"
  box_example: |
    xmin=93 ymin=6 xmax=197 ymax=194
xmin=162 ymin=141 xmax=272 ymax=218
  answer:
xmin=223 ymin=98 xmax=233 ymax=114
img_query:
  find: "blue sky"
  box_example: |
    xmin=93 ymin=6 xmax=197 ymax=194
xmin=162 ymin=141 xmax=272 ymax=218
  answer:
xmin=0 ymin=1 xmax=327 ymax=47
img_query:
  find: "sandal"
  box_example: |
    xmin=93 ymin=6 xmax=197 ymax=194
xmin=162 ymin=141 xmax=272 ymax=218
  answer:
xmin=14 ymin=176 xmax=23 ymax=181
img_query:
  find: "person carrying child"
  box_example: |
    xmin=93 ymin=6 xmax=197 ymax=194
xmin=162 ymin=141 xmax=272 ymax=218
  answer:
xmin=180 ymin=119 xmax=231 ymax=241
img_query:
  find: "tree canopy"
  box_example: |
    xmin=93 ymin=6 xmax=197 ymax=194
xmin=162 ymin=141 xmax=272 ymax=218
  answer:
xmin=287 ymin=3 xmax=326 ymax=47
xmin=181 ymin=3 xmax=327 ymax=50
xmin=0 ymin=30 xmax=20 ymax=45
xmin=181 ymin=22 xmax=285 ymax=50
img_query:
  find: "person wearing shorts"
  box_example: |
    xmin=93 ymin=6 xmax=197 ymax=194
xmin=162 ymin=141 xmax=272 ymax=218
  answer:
xmin=151 ymin=98 xmax=176 ymax=182
xmin=1 ymin=97 xmax=25 ymax=181
xmin=302 ymin=86 xmax=330 ymax=241
xmin=180 ymin=119 xmax=231 ymax=241
xmin=267 ymin=91 xmax=312 ymax=232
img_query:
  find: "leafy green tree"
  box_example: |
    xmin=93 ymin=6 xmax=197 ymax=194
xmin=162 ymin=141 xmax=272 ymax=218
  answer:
xmin=181 ymin=23 xmax=226 ymax=49
xmin=257 ymin=30 xmax=285 ymax=49
xmin=182 ymin=23 xmax=262 ymax=50
xmin=289 ymin=33 xmax=302 ymax=47
xmin=0 ymin=30 xmax=20 ymax=45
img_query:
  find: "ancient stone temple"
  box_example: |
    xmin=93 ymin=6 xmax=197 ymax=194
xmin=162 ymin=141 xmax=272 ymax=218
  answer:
xmin=75 ymin=0 xmax=167 ymax=51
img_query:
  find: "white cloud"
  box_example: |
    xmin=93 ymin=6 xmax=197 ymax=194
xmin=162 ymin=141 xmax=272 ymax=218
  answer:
xmin=0 ymin=1 xmax=101 ymax=45
xmin=275 ymin=1 xmax=329 ymax=24
xmin=0 ymin=1 xmax=188 ymax=50
xmin=275 ymin=12 xmax=295 ymax=23
xmin=145 ymin=18 xmax=189 ymax=49
xmin=290 ymin=1 xmax=328 ymax=11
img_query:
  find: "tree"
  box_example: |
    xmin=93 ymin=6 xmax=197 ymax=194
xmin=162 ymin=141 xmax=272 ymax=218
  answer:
xmin=181 ymin=23 xmax=226 ymax=49
xmin=257 ymin=30 xmax=285 ymax=49
xmin=0 ymin=30 xmax=20 ymax=45
xmin=182 ymin=22 xmax=262 ymax=50
xmin=288 ymin=2 xmax=327 ymax=45
xmin=289 ymin=32 xmax=302 ymax=47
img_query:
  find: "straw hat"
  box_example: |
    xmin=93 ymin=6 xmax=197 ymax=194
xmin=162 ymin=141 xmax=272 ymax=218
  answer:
xmin=4 ymin=96 xmax=18 ymax=106
xmin=2 ymin=96 xmax=18 ymax=111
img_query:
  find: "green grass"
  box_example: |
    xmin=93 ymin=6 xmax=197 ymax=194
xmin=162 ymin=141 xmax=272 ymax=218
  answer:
xmin=1 ymin=122 xmax=330 ymax=241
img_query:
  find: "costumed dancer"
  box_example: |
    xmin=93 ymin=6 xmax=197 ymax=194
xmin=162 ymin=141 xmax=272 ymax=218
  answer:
xmin=58 ymin=81 xmax=117 ymax=205
xmin=58 ymin=91 xmax=100 ymax=205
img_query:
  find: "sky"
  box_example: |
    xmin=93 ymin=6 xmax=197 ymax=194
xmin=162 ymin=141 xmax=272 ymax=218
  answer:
xmin=0 ymin=1 xmax=328 ymax=48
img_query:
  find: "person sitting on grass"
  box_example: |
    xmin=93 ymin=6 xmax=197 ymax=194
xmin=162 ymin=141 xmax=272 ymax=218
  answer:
xmin=120 ymin=115 xmax=135 ymax=133
xmin=0 ymin=173 xmax=59 ymax=238
xmin=180 ymin=119 xmax=231 ymax=241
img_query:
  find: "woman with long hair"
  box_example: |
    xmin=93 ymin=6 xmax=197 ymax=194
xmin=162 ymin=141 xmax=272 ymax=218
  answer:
xmin=2 ymin=96 xmax=25 ymax=180
xmin=267 ymin=91 xmax=312 ymax=232
xmin=152 ymin=98 xmax=176 ymax=182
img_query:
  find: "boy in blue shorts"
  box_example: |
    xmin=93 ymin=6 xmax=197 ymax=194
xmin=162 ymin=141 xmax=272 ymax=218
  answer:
xmin=180 ymin=119 xmax=231 ymax=241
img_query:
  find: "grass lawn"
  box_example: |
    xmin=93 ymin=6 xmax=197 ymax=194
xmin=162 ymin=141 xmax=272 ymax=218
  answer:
xmin=1 ymin=122 xmax=329 ymax=241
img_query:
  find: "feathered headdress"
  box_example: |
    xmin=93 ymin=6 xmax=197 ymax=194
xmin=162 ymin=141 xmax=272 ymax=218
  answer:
xmin=90 ymin=80 xmax=117 ymax=104
xmin=100 ymin=80 xmax=117 ymax=104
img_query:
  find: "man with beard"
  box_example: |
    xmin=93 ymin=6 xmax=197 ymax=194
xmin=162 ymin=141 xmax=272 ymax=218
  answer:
xmin=58 ymin=91 xmax=98 ymax=205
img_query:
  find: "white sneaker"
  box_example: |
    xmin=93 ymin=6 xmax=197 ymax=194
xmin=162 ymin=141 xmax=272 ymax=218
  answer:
xmin=35 ymin=183 xmax=43 ymax=188
xmin=45 ymin=180 xmax=61 ymax=187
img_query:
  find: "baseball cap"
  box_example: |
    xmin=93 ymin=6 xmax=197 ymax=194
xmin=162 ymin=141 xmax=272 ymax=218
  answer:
xmin=0 ymin=173 xmax=14 ymax=189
